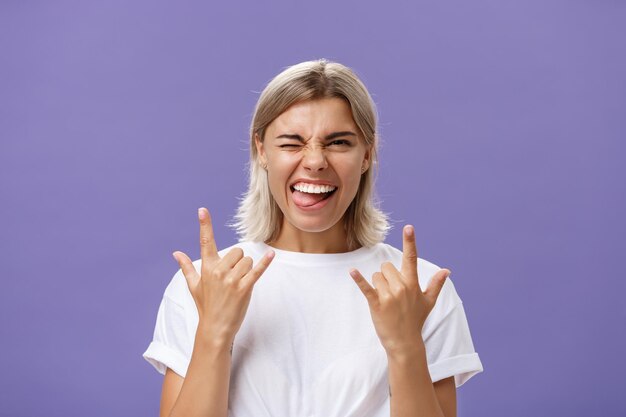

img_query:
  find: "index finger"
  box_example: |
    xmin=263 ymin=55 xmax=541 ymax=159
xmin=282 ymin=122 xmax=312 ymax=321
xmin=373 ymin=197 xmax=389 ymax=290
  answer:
xmin=198 ymin=207 xmax=219 ymax=262
xmin=401 ymin=225 xmax=419 ymax=284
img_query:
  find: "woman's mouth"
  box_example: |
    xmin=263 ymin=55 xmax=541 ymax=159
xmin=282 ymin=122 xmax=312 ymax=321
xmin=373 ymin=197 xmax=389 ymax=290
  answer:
xmin=290 ymin=182 xmax=337 ymax=210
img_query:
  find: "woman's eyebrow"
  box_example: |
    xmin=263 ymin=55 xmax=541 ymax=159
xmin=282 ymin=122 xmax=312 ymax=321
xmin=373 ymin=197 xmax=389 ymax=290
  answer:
xmin=325 ymin=131 xmax=357 ymax=140
xmin=275 ymin=131 xmax=357 ymax=141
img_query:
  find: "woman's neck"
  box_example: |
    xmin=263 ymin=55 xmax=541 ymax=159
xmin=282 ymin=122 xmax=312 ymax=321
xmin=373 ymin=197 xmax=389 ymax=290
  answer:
xmin=267 ymin=220 xmax=356 ymax=254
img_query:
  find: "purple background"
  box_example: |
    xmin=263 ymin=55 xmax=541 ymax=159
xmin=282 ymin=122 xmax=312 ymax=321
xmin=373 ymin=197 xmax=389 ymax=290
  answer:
xmin=1 ymin=1 xmax=624 ymax=416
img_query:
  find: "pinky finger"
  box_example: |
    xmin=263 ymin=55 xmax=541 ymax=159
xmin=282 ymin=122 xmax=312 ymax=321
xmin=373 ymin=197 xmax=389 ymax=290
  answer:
xmin=424 ymin=269 xmax=450 ymax=305
xmin=349 ymin=268 xmax=378 ymax=306
xmin=241 ymin=249 xmax=275 ymax=287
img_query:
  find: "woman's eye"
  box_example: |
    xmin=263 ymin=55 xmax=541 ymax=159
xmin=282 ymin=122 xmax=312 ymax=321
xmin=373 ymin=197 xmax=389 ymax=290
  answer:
xmin=279 ymin=144 xmax=300 ymax=148
xmin=330 ymin=140 xmax=350 ymax=146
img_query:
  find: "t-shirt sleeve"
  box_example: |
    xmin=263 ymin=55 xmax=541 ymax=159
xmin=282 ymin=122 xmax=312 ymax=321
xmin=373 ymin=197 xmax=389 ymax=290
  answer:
xmin=142 ymin=271 xmax=195 ymax=378
xmin=422 ymin=277 xmax=483 ymax=388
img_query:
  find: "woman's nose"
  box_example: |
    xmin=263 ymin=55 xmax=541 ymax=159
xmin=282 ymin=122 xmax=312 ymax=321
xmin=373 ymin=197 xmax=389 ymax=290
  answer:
xmin=301 ymin=145 xmax=328 ymax=172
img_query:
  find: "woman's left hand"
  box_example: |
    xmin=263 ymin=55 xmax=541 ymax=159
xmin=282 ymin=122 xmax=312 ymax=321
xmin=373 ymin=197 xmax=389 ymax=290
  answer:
xmin=349 ymin=225 xmax=450 ymax=355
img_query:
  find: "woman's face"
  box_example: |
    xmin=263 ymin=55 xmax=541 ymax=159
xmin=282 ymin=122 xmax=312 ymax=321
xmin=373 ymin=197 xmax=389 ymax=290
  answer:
xmin=255 ymin=97 xmax=371 ymax=236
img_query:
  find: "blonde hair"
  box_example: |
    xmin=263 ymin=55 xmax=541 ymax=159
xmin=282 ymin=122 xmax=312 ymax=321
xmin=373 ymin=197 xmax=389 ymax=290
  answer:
xmin=231 ymin=59 xmax=390 ymax=249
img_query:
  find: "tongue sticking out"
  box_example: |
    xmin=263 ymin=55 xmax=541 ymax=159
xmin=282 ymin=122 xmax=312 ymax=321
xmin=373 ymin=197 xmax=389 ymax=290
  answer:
xmin=292 ymin=190 xmax=330 ymax=207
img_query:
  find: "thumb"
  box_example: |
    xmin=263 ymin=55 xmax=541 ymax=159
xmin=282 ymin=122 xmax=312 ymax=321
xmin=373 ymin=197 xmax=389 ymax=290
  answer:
xmin=424 ymin=269 xmax=450 ymax=306
xmin=172 ymin=251 xmax=200 ymax=290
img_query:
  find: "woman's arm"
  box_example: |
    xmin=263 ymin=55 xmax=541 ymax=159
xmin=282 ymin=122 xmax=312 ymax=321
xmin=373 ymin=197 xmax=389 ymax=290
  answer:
xmin=433 ymin=377 xmax=456 ymax=417
xmin=349 ymin=225 xmax=456 ymax=417
xmin=160 ymin=208 xmax=274 ymax=417
xmin=160 ymin=329 xmax=232 ymax=417
xmin=387 ymin=343 xmax=456 ymax=417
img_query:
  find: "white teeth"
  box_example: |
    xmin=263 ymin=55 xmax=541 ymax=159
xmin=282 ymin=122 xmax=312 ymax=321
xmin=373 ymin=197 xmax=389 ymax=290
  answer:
xmin=292 ymin=182 xmax=337 ymax=194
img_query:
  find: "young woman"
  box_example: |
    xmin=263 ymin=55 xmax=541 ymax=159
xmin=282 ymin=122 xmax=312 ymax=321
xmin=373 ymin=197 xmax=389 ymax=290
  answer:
xmin=143 ymin=59 xmax=483 ymax=417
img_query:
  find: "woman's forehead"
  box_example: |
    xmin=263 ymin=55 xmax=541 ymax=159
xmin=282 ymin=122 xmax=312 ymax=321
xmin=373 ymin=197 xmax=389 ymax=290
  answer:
xmin=269 ymin=98 xmax=358 ymax=135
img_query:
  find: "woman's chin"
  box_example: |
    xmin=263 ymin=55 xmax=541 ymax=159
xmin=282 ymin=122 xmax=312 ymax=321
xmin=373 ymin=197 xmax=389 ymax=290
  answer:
xmin=284 ymin=215 xmax=343 ymax=235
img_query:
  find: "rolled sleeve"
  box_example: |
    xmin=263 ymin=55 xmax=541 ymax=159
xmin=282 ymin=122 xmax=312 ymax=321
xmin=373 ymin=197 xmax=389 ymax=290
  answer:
xmin=142 ymin=295 xmax=192 ymax=378
xmin=425 ymin=301 xmax=483 ymax=387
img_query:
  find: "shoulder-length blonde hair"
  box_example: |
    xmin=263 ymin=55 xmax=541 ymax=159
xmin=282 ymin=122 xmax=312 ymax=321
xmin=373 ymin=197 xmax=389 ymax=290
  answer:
xmin=231 ymin=59 xmax=390 ymax=249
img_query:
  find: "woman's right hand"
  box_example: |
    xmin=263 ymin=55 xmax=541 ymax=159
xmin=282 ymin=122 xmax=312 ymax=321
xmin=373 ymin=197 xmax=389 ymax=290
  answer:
xmin=172 ymin=207 xmax=275 ymax=348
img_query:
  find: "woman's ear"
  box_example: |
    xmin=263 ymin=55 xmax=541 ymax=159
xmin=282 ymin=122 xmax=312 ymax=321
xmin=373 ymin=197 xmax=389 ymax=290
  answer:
xmin=362 ymin=144 xmax=372 ymax=172
xmin=254 ymin=133 xmax=267 ymax=166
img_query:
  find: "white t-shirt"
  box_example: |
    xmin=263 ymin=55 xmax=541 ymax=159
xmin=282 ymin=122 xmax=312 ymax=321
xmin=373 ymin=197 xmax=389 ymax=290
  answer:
xmin=143 ymin=241 xmax=483 ymax=417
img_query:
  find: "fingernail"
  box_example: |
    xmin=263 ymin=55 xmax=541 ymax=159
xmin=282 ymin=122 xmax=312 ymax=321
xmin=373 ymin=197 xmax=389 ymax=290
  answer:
xmin=172 ymin=252 xmax=178 ymax=261
xmin=198 ymin=208 xmax=205 ymax=219
xmin=405 ymin=225 xmax=414 ymax=237
xmin=349 ymin=269 xmax=358 ymax=278
xmin=266 ymin=249 xmax=275 ymax=259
